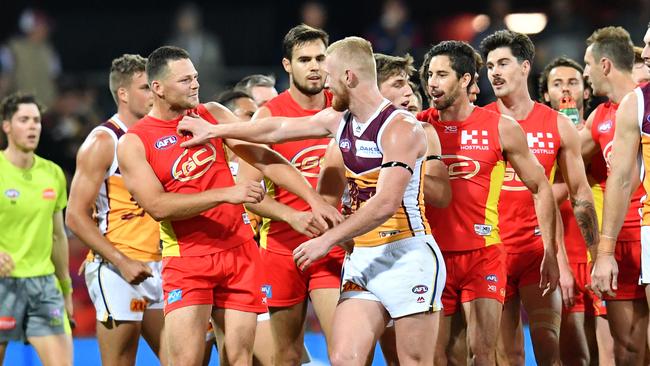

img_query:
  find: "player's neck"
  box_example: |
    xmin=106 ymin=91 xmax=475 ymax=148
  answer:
xmin=439 ymin=98 xmax=474 ymax=122
xmin=3 ymin=145 xmax=35 ymax=170
xmin=116 ymin=106 xmax=142 ymax=128
xmin=607 ymin=74 xmax=637 ymax=104
xmin=288 ymin=86 xmax=326 ymax=110
xmin=149 ymin=102 xmax=185 ymax=122
xmin=349 ymin=89 xmax=385 ymax=123
xmin=496 ymin=89 xmax=534 ymax=120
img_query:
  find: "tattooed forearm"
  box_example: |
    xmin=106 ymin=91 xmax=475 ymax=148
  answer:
xmin=571 ymin=198 xmax=599 ymax=249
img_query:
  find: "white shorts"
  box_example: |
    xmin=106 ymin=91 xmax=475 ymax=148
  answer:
xmin=85 ymin=259 xmax=164 ymax=322
xmin=640 ymin=226 xmax=650 ymax=284
xmin=340 ymin=235 xmax=446 ymax=318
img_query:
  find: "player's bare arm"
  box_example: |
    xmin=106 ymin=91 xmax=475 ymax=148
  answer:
xmin=592 ymin=91 xmax=641 ymax=298
xmin=556 ymin=114 xmax=599 ymax=254
xmin=52 ymin=210 xmax=73 ymax=317
xmin=317 ymin=139 xmax=347 ymax=208
xmin=117 ymin=133 xmax=264 ymax=222
xmin=294 ymin=114 xmax=426 ymax=269
xmin=552 ymin=180 xmax=576 ymax=307
xmin=237 ymin=159 xmax=325 ymax=238
xmin=203 ymin=103 xmax=343 ymax=230
xmin=499 ymin=115 xmax=559 ymax=294
xmin=66 ymin=131 xmax=152 ymax=284
xmin=421 ymin=122 xmax=451 ymax=208
xmin=177 ymin=104 xmax=341 ymax=147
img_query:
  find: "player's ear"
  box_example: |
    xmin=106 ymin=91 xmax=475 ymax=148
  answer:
xmin=601 ymin=58 xmax=612 ymax=76
xmin=543 ymin=92 xmax=551 ymax=103
xmin=150 ymin=80 xmax=164 ymax=98
xmin=345 ymin=70 xmax=359 ymax=88
xmin=282 ymin=58 xmax=292 ymax=74
xmin=117 ymin=87 xmax=129 ymax=105
xmin=460 ymin=72 xmax=472 ymax=89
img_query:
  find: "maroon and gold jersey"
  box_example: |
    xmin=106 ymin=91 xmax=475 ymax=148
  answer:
xmin=485 ymin=102 xmax=561 ymax=253
xmin=129 ymin=104 xmax=254 ymax=257
xmin=425 ymin=106 xmax=505 ymax=252
xmin=336 ymin=99 xmax=430 ymax=247
xmin=259 ymin=90 xmax=333 ymax=254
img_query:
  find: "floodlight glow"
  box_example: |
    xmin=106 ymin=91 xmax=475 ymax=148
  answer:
xmin=504 ymin=13 xmax=548 ymax=34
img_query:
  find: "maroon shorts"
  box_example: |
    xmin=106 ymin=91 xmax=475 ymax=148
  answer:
xmin=162 ymin=240 xmax=267 ymax=315
xmin=441 ymin=245 xmax=506 ymax=316
xmin=260 ymin=246 xmax=344 ymax=307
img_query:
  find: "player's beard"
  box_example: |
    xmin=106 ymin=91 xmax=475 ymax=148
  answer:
xmin=434 ymin=84 xmax=460 ymax=111
xmin=331 ymin=89 xmax=350 ymax=112
xmin=293 ymin=76 xmax=323 ymax=96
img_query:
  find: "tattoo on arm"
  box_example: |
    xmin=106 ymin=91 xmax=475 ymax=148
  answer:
xmin=571 ymin=198 xmax=599 ymax=249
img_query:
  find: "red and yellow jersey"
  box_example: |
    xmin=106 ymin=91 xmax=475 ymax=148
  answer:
xmin=560 ymin=199 xmax=588 ymax=264
xmin=635 ymin=83 xmax=650 ymax=225
xmin=485 ymin=102 xmax=561 ymax=253
xmin=258 ymin=90 xmax=333 ymax=254
xmin=128 ymin=104 xmax=254 ymax=257
xmin=416 ymin=108 xmax=439 ymax=123
xmin=336 ymin=99 xmax=430 ymax=247
xmin=591 ymin=102 xmax=644 ymax=241
xmin=87 ymin=115 xmax=161 ymax=262
xmin=425 ymin=106 xmax=505 ymax=252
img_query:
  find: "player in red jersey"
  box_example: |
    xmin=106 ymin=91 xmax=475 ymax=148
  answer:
xmin=180 ymin=36 xmax=448 ymax=366
xmin=480 ymin=30 xmax=598 ymax=365
xmin=117 ymin=46 xmax=342 ymax=366
xmin=539 ymin=56 xmax=614 ymax=365
xmin=232 ymin=25 xmax=342 ymax=365
xmin=417 ymin=40 xmax=557 ymax=366
xmin=579 ymin=27 xmax=648 ymax=365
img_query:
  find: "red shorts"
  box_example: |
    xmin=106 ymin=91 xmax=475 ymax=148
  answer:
xmin=162 ymin=240 xmax=267 ymax=315
xmin=505 ymin=247 xmax=544 ymax=302
xmin=563 ymin=261 xmax=607 ymax=316
xmin=603 ymin=240 xmax=645 ymax=301
xmin=260 ymin=246 xmax=344 ymax=307
xmin=441 ymin=245 xmax=506 ymax=316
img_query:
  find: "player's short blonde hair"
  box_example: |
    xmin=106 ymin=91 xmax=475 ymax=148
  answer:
xmin=326 ymin=37 xmax=376 ymax=81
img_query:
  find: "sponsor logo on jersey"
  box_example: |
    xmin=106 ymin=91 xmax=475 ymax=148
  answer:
xmin=598 ymin=120 xmax=613 ymax=133
xmin=460 ymin=129 xmax=489 ymax=150
xmin=155 ymin=135 xmax=178 ymax=150
xmin=130 ymin=298 xmax=148 ymax=312
xmin=339 ymin=138 xmax=351 ymax=152
xmin=379 ymin=230 xmax=400 ymax=238
xmin=0 ymin=317 xmax=16 ymax=330
xmin=42 ymin=188 xmax=56 ymax=200
xmin=355 ymin=140 xmax=382 ymax=158
xmin=534 ymin=226 xmax=541 ymax=236
xmin=527 ymin=132 xmax=556 ymax=155
xmin=485 ymin=274 xmax=498 ymax=282
xmin=444 ymin=154 xmax=480 ymax=180
xmin=412 ymin=285 xmax=429 ymax=294
xmin=416 ymin=296 xmax=425 ymax=303
xmin=290 ymin=145 xmax=328 ymax=178
xmin=168 ymin=289 xmax=182 ymax=304
xmin=242 ymin=212 xmax=251 ymax=225
xmin=474 ymin=224 xmax=493 ymax=236
xmin=342 ymin=281 xmax=366 ymax=292
xmin=171 ymin=143 xmax=217 ymax=182
xmin=261 ymin=284 xmax=272 ymax=299
xmin=444 ymin=125 xmax=458 ymax=133
xmin=4 ymin=189 xmax=19 ymax=199
xmin=487 ymin=284 xmax=497 ymax=293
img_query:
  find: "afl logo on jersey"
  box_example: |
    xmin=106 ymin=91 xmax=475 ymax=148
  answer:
xmin=339 ymin=138 xmax=351 ymax=152
xmin=172 ymin=143 xmax=217 ymax=182
xmin=291 ymin=145 xmax=327 ymax=178
xmin=444 ymin=154 xmax=480 ymax=180
xmin=598 ymin=120 xmax=613 ymax=133
xmin=155 ymin=135 xmax=178 ymax=150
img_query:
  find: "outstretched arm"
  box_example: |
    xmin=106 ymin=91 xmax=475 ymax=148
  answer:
xmin=500 ymin=115 xmax=559 ymax=294
xmin=317 ymin=139 xmax=347 ymax=207
xmin=177 ymin=103 xmax=342 ymax=147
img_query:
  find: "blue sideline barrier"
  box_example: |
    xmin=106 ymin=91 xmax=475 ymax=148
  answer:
xmin=4 ymin=328 xmax=536 ymax=365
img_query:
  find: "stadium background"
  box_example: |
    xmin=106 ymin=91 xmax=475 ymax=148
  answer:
xmin=1 ymin=0 xmax=648 ymax=364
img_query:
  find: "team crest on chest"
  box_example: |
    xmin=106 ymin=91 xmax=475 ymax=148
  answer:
xmin=172 ymin=143 xmax=217 ymax=182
